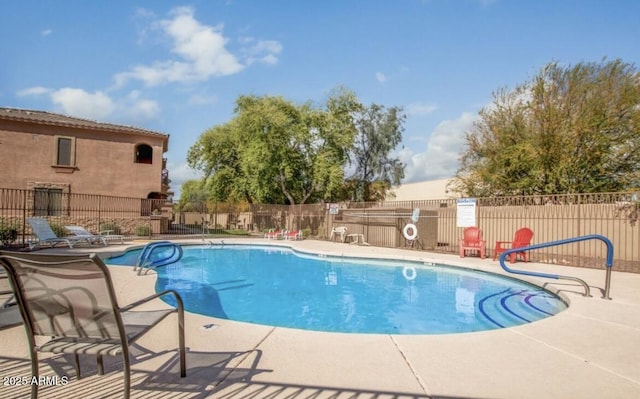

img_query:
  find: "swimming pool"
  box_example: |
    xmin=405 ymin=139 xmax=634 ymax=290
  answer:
xmin=107 ymin=245 xmax=567 ymax=334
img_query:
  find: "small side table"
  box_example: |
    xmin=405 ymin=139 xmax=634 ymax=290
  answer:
xmin=346 ymin=233 xmax=369 ymax=245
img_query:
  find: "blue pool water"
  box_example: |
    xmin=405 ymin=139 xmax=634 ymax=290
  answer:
xmin=107 ymin=245 xmax=567 ymax=334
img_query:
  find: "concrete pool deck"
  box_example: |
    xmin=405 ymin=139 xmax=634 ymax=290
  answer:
xmin=1 ymin=238 xmax=639 ymax=398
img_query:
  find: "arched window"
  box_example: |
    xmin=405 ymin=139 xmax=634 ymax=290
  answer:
xmin=135 ymin=144 xmax=153 ymax=164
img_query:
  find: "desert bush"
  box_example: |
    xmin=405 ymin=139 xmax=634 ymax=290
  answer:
xmin=49 ymin=222 xmax=68 ymax=237
xmin=135 ymin=225 xmax=151 ymax=236
xmin=0 ymin=223 xmax=18 ymax=246
xmin=100 ymin=222 xmax=122 ymax=235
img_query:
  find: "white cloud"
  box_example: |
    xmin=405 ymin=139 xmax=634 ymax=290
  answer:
xmin=132 ymin=99 xmax=159 ymax=118
xmin=41 ymin=29 xmax=52 ymax=37
xmin=240 ymin=38 xmax=283 ymax=66
xmin=17 ymin=86 xmax=52 ymax=96
xmin=21 ymin=87 xmax=159 ymax=121
xmin=165 ymin=161 xmax=203 ymax=198
xmin=399 ymin=112 xmax=476 ymax=183
xmin=476 ymin=0 xmax=498 ymax=6
xmin=188 ymin=94 xmax=218 ymax=105
xmin=376 ymin=72 xmax=387 ymax=83
xmin=19 ymin=6 xmax=280 ymax=125
xmin=123 ymin=95 xmax=160 ymax=119
xmin=50 ymin=88 xmax=116 ymax=120
xmin=115 ymin=6 xmax=246 ymax=87
xmin=406 ymin=102 xmax=438 ymax=116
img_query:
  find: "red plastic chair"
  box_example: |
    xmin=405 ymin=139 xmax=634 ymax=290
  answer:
xmin=459 ymin=226 xmax=486 ymax=258
xmin=493 ymin=227 xmax=534 ymax=263
xmin=264 ymin=229 xmax=283 ymax=239
xmin=283 ymin=230 xmax=302 ymax=240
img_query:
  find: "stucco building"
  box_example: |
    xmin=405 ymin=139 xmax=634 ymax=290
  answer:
xmin=0 ymin=107 xmax=170 ymax=201
xmin=387 ymin=177 xmax=460 ymax=201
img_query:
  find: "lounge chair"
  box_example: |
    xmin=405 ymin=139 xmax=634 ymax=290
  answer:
xmin=98 ymin=227 xmax=127 ymax=243
xmin=65 ymin=225 xmax=124 ymax=245
xmin=264 ymin=229 xmax=283 ymax=239
xmin=65 ymin=225 xmax=108 ymax=246
xmin=493 ymin=227 xmax=534 ymax=263
xmin=329 ymin=226 xmax=347 ymax=243
xmin=26 ymin=217 xmax=92 ymax=250
xmin=459 ymin=226 xmax=486 ymax=258
xmin=283 ymin=230 xmax=302 ymax=240
xmin=0 ymin=251 xmax=186 ymax=399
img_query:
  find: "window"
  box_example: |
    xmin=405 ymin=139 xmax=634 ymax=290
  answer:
xmin=54 ymin=136 xmax=75 ymax=166
xmin=34 ymin=188 xmax=63 ymax=216
xmin=135 ymin=144 xmax=153 ymax=164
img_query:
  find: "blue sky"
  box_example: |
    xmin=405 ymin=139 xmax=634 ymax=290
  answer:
xmin=2 ymin=0 xmax=639 ymax=198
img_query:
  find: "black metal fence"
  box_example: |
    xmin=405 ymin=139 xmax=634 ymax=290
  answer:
xmin=1 ymin=188 xmax=638 ymax=273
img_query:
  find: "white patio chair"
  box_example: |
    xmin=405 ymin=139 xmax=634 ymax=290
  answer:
xmin=329 ymin=226 xmax=348 ymax=243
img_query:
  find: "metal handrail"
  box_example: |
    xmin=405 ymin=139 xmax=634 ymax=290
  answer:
xmin=133 ymin=241 xmax=171 ymax=272
xmin=133 ymin=241 xmax=183 ymax=275
xmin=499 ymin=234 xmax=614 ymax=299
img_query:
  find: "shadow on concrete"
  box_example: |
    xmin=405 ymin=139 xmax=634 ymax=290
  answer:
xmin=0 ymin=347 xmax=270 ymax=399
xmin=0 ymin=350 xmax=489 ymax=399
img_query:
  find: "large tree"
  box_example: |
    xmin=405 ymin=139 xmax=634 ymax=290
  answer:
xmin=187 ymin=88 xmax=360 ymax=204
xmin=345 ymin=103 xmax=406 ymax=202
xmin=175 ymin=179 xmax=209 ymax=212
xmin=453 ymin=59 xmax=640 ymax=197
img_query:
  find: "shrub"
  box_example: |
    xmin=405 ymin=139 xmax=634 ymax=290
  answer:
xmin=302 ymin=228 xmax=312 ymax=238
xmin=99 ymin=222 xmax=122 ymax=235
xmin=226 ymin=229 xmax=250 ymax=236
xmin=135 ymin=225 xmax=151 ymax=237
xmin=207 ymin=228 xmax=249 ymax=235
xmin=615 ymin=199 xmax=640 ymax=227
xmin=49 ymin=222 xmax=68 ymax=237
xmin=0 ymin=223 xmax=18 ymax=246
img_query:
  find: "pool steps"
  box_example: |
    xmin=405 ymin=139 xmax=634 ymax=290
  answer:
xmin=477 ymin=287 xmax=566 ymax=329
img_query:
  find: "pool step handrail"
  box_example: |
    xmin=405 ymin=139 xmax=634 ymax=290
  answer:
xmin=498 ymin=234 xmax=614 ymax=299
xmin=133 ymin=241 xmax=183 ymax=275
xmin=133 ymin=241 xmax=171 ymax=272
xmin=135 ymin=241 xmax=183 ymax=275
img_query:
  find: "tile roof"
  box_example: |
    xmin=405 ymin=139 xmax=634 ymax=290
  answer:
xmin=0 ymin=107 xmax=169 ymax=140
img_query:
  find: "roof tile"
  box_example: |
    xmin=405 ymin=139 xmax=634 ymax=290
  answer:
xmin=0 ymin=107 xmax=169 ymax=139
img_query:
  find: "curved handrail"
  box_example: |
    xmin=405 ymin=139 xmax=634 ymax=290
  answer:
xmin=134 ymin=241 xmax=183 ymax=275
xmin=133 ymin=241 xmax=171 ymax=272
xmin=146 ymin=244 xmax=182 ymax=269
xmin=499 ymin=234 xmax=614 ymax=299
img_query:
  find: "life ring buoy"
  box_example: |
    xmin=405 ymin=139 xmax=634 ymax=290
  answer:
xmin=403 ymin=266 xmax=417 ymax=281
xmin=403 ymin=223 xmax=418 ymax=240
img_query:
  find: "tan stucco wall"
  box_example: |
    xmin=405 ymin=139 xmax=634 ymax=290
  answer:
xmin=388 ymin=178 xmax=458 ymax=201
xmin=0 ymin=119 xmax=167 ymax=198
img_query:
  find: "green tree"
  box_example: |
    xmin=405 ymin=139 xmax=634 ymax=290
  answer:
xmin=346 ymin=103 xmax=406 ymax=202
xmin=176 ymin=180 xmax=209 ymax=211
xmin=187 ymin=89 xmax=360 ymax=204
xmin=453 ymin=59 xmax=640 ymax=196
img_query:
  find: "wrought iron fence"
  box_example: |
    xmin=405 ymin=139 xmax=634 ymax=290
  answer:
xmin=1 ymin=188 xmax=638 ymax=273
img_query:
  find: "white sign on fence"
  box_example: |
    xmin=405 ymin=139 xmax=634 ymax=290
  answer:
xmin=411 ymin=208 xmax=420 ymax=223
xmin=456 ymin=198 xmax=477 ymax=227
